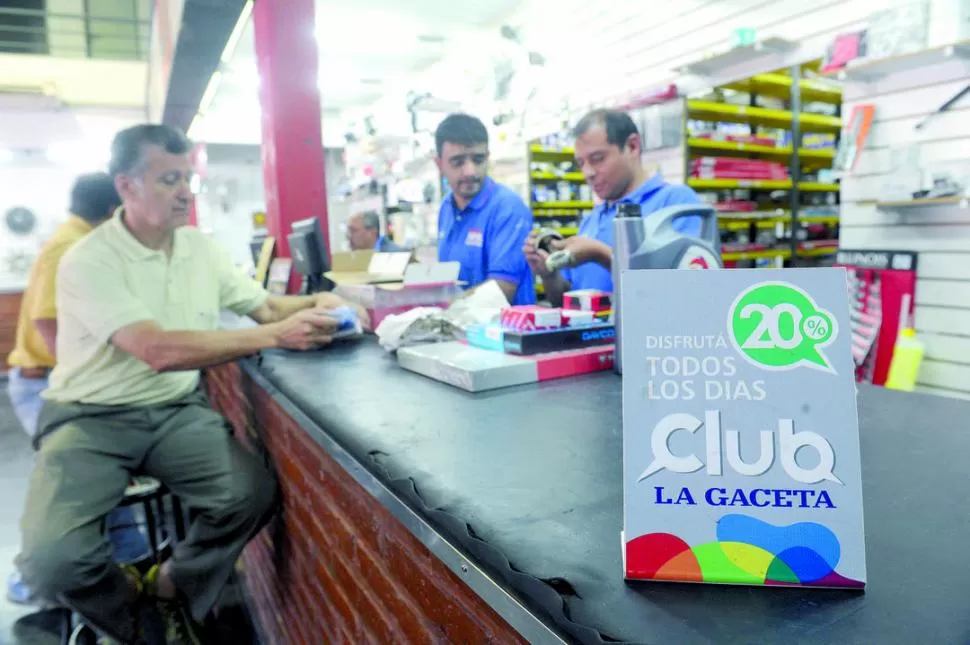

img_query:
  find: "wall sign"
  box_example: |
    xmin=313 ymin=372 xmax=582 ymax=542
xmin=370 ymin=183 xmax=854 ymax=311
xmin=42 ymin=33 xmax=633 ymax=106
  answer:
xmin=621 ymin=268 xmax=866 ymax=589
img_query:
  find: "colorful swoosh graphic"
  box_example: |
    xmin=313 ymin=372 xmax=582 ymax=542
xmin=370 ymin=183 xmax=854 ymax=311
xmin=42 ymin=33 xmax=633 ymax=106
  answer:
xmin=626 ymin=514 xmax=864 ymax=587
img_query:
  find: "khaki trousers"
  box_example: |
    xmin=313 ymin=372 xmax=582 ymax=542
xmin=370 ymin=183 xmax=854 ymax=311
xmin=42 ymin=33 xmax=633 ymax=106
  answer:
xmin=16 ymin=390 xmax=278 ymax=642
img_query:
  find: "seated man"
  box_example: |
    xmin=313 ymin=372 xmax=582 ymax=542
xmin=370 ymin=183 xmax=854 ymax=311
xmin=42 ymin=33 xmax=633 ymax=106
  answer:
xmin=15 ymin=124 xmax=367 ymax=645
xmin=6 ymin=173 xmax=149 ymax=604
xmin=523 ymin=108 xmax=701 ymax=306
xmin=346 ymin=210 xmax=405 ymax=252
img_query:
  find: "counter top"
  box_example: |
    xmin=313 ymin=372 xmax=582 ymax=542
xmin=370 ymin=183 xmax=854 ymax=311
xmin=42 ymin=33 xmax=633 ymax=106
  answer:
xmin=251 ymin=339 xmax=970 ymax=645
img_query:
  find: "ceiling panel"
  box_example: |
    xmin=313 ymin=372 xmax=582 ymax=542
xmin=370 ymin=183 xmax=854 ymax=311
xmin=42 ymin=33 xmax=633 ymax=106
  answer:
xmin=194 ymin=0 xmax=523 ymax=144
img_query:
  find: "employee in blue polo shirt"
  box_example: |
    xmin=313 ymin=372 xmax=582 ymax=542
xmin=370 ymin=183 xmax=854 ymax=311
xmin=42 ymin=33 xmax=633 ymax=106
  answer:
xmin=523 ymin=108 xmax=701 ymax=306
xmin=436 ymin=113 xmax=535 ymax=305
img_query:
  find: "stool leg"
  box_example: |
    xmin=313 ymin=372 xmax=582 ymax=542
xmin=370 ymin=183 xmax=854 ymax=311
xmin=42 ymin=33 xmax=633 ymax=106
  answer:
xmin=59 ymin=608 xmax=72 ymax=645
xmin=143 ymin=499 xmax=159 ymax=561
xmin=153 ymin=495 xmax=168 ymax=547
xmin=172 ymin=496 xmax=186 ymax=542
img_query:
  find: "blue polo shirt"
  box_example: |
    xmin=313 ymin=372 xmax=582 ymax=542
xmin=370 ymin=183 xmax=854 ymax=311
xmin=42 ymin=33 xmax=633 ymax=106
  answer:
xmin=438 ymin=178 xmax=535 ymax=305
xmin=562 ymin=174 xmax=701 ymax=293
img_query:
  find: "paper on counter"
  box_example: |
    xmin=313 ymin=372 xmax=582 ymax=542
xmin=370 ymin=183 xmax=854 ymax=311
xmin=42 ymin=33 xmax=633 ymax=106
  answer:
xmin=375 ymin=280 xmax=510 ymax=352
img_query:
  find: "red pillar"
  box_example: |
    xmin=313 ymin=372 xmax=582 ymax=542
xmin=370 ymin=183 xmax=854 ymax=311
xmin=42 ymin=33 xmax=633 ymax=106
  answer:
xmin=253 ymin=0 xmax=330 ymax=294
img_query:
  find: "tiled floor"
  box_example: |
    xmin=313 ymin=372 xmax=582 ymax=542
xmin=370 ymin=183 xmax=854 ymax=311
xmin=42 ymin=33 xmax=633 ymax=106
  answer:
xmin=0 ymin=381 xmax=259 ymax=645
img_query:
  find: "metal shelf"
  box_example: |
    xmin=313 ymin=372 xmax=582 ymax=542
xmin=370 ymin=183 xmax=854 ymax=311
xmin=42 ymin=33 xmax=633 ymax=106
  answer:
xmin=875 ymin=196 xmax=969 ymax=209
xmin=676 ymin=37 xmax=795 ymax=76
xmin=686 ymin=100 xmax=843 ymax=134
xmin=722 ymin=73 xmax=842 ymax=104
xmin=832 ymin=41 xmax=970 ymax=82
xmin=531 ymin=172 xmax=585 ymax=182
xmin=688 ymin=137 xmax=834 ymax=167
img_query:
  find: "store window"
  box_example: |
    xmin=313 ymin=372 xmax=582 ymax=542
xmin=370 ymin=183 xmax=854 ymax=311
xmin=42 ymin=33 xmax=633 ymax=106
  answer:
xmin=0 ymin=0 xmax=47 ymax=55
xmin=0 ymin=0 xmax=149 ymax=60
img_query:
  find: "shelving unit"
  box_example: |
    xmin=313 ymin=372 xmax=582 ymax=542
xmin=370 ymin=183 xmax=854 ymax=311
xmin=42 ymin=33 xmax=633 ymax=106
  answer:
xmin=526 ymin=143 xmax=593 ymax=238
xmin=684 ymin=63 xmax=843 ymax=267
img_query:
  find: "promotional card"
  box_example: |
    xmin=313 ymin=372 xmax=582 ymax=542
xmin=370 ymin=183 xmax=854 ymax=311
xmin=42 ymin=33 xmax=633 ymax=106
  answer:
xmin=621 ymin=268 xmax=866 ymax=589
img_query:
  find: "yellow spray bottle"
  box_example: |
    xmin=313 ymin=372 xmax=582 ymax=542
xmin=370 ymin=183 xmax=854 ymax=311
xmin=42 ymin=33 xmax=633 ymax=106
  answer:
xmin=885 ymin=328 xmax=924 ymax=391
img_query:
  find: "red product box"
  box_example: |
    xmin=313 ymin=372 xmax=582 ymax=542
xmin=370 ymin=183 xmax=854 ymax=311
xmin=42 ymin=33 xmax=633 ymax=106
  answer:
xmin=714 ymin=200 xmax=758 ymax=212
xmin=563 ymin=289 xmax=612 ymax=312
xmin=534 ymin=345 xmax=615 ymax=380
xmin=500 ymin=305 xmax=564 ymax=332
xmin=693 ymin=133 xmax=777 ymax=147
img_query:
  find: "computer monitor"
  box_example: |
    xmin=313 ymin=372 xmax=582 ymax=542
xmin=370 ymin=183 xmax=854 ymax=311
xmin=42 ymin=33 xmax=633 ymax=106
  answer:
xmin=250 ymin=230 xmax=269 ymax=266
xmin=288 ymin=217 xmax=333 ymax=294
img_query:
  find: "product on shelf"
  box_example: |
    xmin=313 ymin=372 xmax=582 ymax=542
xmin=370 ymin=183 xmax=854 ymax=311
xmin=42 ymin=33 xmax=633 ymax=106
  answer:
xmin=690 ymin=158 xmax=791 ymax=180
xmin=836 ymin=250 xmax=918 ymax=386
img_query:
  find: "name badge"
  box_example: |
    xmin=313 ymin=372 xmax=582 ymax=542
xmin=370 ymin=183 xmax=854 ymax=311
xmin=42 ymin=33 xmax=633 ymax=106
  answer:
xmin=465 ymin=228 xmax=484 ymax=248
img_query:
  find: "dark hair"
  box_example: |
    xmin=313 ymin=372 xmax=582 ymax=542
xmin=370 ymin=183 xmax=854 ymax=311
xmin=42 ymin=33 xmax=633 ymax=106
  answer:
xmin=109 ymin=124 xmax=191 ymax=177
xmin=572 ymin=109 xmax=639 ymax=149
xmin=358 ymin=210 xmax=380 ymax=232
xmin=434 ymin=113 xmax=488 ymax=156
xmin=69 ymin=172 xmax=121 ymax=224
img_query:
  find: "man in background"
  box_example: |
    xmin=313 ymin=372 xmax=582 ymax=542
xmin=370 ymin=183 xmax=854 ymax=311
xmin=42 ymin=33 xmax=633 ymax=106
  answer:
xmin=523 ymin=108 xmax=702 ymax=306
xmin=5 ymin=172 xmax=148 ymax=605
xmin=346 ymin=210 xmax=405 ymax=252
xmin=435 ymin=113 xmax=535 ymax=305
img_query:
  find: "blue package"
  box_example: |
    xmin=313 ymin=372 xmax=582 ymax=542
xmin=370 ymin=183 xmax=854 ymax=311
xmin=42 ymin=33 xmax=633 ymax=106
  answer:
xmin=329 ymin=305 xmax=358 ymax=331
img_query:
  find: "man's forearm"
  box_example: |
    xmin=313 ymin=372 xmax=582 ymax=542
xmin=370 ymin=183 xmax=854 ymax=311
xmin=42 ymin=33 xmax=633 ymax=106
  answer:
xmin=261 ymin=295 xmax=316 ymax=323
xmin=134 ymin=325 xmax=279 ymax=372
xmin=591 ymin=244 xmax=613 ymax=269
xmin=541 ymin=272 xmax=570 ymax=307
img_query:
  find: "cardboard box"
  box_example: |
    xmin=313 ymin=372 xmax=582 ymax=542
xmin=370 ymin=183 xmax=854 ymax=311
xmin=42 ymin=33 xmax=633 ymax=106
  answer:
xmin=325 ymin=251 xmax=413 ymax=285
xmin=563 ymin=290 xmax=612 ymax=313
xmin=500 ymin=305 xmax=564 ymax=332
xmin=335 ymin=261 xmax=463 ymax=328
xmin=502 ymin=322 xmax=616 ymax=355
xmin=398 ymin=341 xmax=615 ymax=392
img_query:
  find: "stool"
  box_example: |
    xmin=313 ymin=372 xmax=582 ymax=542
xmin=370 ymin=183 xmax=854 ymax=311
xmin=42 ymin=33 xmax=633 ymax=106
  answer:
xmin=62 ymin=477 xmax=186 ymax=645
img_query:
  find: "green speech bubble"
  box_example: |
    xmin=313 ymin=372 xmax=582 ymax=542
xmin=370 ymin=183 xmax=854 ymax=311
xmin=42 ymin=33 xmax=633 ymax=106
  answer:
xmin=727 ymin=281 xmax=838 ymax=373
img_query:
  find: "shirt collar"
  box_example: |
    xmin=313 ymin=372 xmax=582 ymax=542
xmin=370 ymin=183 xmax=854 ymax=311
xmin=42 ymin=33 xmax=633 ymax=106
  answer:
xmin=597 ymin=173 xmax=666 ymax=214
xmin=66 ymin=214 xmax=95 ymax=234
xmin=451 ymin=177 xmax=496 ymax=214
xmin=109 ymin=207 xmax=191 ymax=262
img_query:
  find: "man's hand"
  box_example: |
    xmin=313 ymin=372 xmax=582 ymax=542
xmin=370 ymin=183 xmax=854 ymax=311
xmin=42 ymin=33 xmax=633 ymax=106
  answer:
xmin=272 ymin=309 xmax=340 ymax=351
xmin=523 ymin=232 xmax=557 ymax=278
xmin=316 ymin=292 xmax=372 ymax=332
xmin=559 ymin=236 xmax=612 ymax=269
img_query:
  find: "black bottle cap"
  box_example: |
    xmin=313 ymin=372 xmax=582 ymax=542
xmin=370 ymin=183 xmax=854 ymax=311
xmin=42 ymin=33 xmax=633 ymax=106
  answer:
xmin=617 ymin=202 xmax=641 ymax=219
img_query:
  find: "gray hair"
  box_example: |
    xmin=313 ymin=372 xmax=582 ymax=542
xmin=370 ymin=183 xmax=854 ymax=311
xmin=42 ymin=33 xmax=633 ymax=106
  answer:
xmin=356 ymin=210 xmax=380 ymax=232
xmin=109 ymin=124 xmax=191 ymax=177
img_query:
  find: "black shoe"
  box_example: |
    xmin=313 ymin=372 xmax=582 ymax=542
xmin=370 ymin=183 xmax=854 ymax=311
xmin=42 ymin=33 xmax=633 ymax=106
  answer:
xmin=152 ymin=598 xmax=203 ymax=645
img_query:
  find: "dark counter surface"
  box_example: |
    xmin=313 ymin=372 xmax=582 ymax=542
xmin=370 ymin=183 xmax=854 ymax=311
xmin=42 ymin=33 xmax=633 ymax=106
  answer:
xmin=251 ymin=339 xmax=970 ymax=645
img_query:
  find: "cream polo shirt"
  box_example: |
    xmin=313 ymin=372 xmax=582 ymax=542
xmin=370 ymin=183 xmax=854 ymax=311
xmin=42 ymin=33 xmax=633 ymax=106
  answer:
xmin=44 ymin=210 xmax=269 ymax=406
